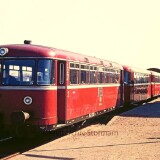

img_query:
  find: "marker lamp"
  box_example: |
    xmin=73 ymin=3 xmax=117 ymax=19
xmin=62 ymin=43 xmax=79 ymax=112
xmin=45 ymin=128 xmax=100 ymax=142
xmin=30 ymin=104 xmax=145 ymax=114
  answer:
xmin=24 ymin=96 xmax=32 ymax=105
xmin=0 ymin=48 xmax=8 ymax=56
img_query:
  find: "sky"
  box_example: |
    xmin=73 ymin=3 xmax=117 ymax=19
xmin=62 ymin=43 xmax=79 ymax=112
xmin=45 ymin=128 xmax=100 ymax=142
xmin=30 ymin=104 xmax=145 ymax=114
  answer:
xmin=0 ymin=0 xmax=160 ymax=69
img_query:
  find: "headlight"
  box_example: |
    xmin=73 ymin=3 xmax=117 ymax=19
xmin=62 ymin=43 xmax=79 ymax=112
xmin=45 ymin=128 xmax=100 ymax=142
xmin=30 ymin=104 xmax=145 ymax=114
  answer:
xmin=0 ymin=48 xmax=8 ymax=56
xmin=24 ymin=96 xmax=32 ymax=105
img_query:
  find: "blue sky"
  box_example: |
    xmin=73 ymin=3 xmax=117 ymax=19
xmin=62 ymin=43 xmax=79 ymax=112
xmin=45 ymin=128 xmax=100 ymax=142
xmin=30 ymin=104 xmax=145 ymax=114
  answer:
xmin=0 ymin=0 xmax=160 ymax=69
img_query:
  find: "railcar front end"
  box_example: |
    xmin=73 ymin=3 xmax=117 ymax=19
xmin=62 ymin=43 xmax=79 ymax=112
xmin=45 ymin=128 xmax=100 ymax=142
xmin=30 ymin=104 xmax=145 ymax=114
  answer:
xmin=0 ymin=45 xmax=57 ymax=137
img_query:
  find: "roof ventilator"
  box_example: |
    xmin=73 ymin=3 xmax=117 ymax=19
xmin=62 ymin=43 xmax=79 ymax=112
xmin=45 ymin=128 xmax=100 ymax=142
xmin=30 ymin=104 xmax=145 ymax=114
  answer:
xmin=24 ymin=40 xmax=32 ymax=45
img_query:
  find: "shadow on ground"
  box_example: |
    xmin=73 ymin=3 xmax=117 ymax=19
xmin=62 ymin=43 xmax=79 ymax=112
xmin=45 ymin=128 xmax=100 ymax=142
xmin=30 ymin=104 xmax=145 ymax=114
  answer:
xmin=119 ymin=101 xmax=160 ymax=118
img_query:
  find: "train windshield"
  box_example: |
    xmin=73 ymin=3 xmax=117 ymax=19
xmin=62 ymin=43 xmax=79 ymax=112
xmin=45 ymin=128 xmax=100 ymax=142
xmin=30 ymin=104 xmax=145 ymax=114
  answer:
xmin=2 ymin=59 xmax=54 ymax=86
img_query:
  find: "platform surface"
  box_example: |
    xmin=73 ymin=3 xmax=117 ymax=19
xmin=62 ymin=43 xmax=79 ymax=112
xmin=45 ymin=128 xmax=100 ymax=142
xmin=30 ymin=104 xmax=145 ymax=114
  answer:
xmin=10 ymin=98 xmax=160 ymax=160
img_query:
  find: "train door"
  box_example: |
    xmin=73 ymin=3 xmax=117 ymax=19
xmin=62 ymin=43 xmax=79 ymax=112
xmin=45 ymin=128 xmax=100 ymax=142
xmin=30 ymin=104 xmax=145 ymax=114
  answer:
xmin=123 ymin=70 xmax=133 ymax=105
xmin=151 ymin=74 xmax=155 ymax=97
xmin=120 ymin=70 xmax=124 ymax=106
xmin=57 ymin=60 xmax=67 ymax=123
xmin=130 ymin=72 xmax=134 ymax=103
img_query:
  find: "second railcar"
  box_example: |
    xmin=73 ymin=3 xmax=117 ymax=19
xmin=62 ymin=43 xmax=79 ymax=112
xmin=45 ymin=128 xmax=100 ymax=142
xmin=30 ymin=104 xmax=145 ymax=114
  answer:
xmin=123 ymin=65 xmax=152 ymax=105
xmin=151 ymin=71 xmax=160 ymax=97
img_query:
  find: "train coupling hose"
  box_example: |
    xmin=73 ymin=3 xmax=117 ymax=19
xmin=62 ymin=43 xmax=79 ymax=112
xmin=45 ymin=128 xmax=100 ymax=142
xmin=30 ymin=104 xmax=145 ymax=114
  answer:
xmin=11 ymin=111 xmax=30 ymax=125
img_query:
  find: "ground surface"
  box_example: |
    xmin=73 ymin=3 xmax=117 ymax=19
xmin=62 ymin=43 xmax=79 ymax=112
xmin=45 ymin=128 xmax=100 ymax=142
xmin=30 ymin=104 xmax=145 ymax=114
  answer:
xmin=10 ymin=98 xmax=160 ymax=160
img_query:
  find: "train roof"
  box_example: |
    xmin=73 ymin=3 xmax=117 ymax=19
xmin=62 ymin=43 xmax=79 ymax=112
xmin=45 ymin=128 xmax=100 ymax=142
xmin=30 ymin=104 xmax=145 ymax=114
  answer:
xmin=122 ymin=65 xmax=132 ymax=72
xmin=0 ymin=44 xmax=123 ymax=69
xmin=123 ymin=65 xmax=151 ymax=74
xmin=148 ymin=68 xmax=160 ymax=73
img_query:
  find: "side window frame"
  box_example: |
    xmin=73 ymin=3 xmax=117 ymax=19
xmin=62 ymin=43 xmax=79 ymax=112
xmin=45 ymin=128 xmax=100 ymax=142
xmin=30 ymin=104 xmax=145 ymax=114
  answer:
xmin=70 ymin=62 xmax=80 ymax=85
xmin=37 ymin=59 xmax=54 ymax=85
xmin=80 ymin=64 xmax=89 ymax=84
xmin=97 ymin=67 xmax=104 ymax=84
xmin=89 ymin=66 xmax=97 ymax=84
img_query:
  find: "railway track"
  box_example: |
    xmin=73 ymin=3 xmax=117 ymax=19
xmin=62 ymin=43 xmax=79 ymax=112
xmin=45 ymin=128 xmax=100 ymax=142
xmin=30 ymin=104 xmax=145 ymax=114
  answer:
xmin=0 ymin=127 xmax=80 ymax=159
xmin=0 ymin=137 xmax=12 ymax=143
xmin=0 ymin=134 xmax=55 ymax=159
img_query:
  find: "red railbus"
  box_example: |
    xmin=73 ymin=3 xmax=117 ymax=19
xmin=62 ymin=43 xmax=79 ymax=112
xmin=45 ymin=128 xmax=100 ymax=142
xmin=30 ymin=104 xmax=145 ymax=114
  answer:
xmin=123 ymin=65 xmax=152 ymax=105
xmin=1 ymin=41 xmax=160 ymax=137
xmin=0 ymin=42 xmax=124 ymax=136
xmin=151 ymin=71 xmax=160 ymax=97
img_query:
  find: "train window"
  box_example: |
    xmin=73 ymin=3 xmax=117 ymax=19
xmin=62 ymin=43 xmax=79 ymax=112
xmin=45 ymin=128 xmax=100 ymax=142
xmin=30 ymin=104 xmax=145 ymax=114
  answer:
xmin=104 ymin=72 xmax=108 ymax=83
xmin=89 ymin=66 xmax=97 ymax=84
xmin=70 ymin=63 xmax=74 ymax=68
xmin=70 ymin=63 xmax=80 ymax=69
xmin=81 ymin=70 xmax=87 ymax=84
xmin=80 ymin=65 xmax=89 ymax=84
xmin=110 ymin=72 xmax=115 ymax=83
xmin=70 ymin=70 xmax=79 ymax=84
xmin=0 ymin=61 xmax=1 ymax=71
xmin=158 ymin=76 xmax=160 ymax=82
xmin=107 ymin=69 xmax=112 ymax=83
xmin=138 ymin=73 xmax=141 ymax=83
xmin=97 ymin=67 xmax=104 ymax=83
xmin=2 ymin=60 xmax=35 ymax=85
xmin=144 ymin=74 xmax=149 ymax=83
xmin=75 ymin=64 xmax=79 ymax=68
xmin=0 ymin=61 xmax=1 ymax=82
xmin=155 ymin=76 xmax=160 ymax=83
xmin=104 ymin=67 xmax=109 ymax=83
xmin=22 ymin=66 xmax=32 ymax=82
xmin=97 ymin=72 xmax=103 ymax=83
xmin=81 ymin=65 xmax=86 ymax=69
xmin=70 ymin=63 xmax=79 ymax=84
xmin=37 ymin=60 xmax=53 ymax=85
xmin=59 ymin=63 xmax=64 ymax=84
xmin=103 ymin=68 xmax=120 ymax=84
xmin=124 ymin=71 xmax=129 ymax=83
xmin=115 ymin=70 xmax=120 ymax=83
xmin=134 ymin=72 xmax=138 ymax=83
xmin=140 ymin=74 xmax=143 ymax=83
xmin=134 ymin=72 xmax=149 ymax=84
xmin=90 ymin=71 xmax=96 ymax=84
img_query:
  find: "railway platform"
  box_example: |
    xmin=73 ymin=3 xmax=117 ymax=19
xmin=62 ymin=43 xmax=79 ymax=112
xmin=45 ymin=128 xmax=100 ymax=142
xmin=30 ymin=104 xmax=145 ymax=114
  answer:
xmin=9 ymin=98 xmax=160 ymax=160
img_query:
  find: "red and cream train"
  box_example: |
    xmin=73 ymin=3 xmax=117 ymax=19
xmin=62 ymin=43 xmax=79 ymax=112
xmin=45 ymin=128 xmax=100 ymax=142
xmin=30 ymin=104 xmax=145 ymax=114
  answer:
xmin=0 ymin=41 xmax=159 ymax=136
